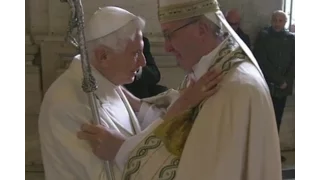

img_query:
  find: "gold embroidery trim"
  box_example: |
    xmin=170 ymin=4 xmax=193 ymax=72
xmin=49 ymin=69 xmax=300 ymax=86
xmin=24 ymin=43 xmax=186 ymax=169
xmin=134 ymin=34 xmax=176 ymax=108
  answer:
xmin=153 ymin=38 xmax=248 ymax=157
xmin=158 ymin=0 xmax=220 ymax=23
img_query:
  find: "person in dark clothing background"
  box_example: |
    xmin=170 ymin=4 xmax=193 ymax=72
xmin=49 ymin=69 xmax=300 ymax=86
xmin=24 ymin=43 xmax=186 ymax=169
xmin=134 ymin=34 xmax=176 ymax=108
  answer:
xmin=225 ymin=8 xmax=251 ymax=48
xmin=124 ymin=36 xmax=168 ymax=98
xmin=253 ymin=10 xmax=295 ymax=162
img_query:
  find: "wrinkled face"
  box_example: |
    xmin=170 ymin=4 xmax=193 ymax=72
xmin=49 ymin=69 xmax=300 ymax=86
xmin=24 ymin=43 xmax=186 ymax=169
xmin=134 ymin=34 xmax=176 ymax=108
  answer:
xmin=160 ymin=18 xmax=204 ymax=72
xmin=226 ymin=14 xmax=240 ymax=31
xmin=271 ymin=13 xmax=287 ymax=32
xmin=95 ymin=30 xmax=146 ymax=85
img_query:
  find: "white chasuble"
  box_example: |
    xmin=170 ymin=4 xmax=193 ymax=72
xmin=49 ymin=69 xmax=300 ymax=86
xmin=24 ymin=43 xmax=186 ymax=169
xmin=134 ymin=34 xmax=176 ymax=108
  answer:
xmin=114 ymin=37 xmax=282 ymax=180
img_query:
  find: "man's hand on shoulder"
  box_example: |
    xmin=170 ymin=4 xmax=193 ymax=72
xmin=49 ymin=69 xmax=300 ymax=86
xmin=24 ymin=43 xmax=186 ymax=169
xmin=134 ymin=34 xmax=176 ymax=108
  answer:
xmin=165 ymin=69 xmax=223 ymax=120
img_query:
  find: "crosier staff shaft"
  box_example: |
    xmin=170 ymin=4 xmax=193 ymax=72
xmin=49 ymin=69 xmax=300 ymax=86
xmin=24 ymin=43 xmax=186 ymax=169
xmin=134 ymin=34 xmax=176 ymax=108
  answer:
xmin=64 ymin=0 xmax=115 ymax=179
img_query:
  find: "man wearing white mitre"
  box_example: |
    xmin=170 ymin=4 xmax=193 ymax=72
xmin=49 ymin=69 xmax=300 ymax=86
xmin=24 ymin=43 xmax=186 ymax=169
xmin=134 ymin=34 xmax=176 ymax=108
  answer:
xmin=38 ymin=6 xmax=220 ymax=180
xmin=77 ymin=0 xmax=282 ymax=180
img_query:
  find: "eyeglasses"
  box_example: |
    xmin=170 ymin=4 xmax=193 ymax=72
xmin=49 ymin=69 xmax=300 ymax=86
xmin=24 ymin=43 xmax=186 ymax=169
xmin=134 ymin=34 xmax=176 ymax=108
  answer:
xmin=163 ymin=19 xmax=199 ymax=41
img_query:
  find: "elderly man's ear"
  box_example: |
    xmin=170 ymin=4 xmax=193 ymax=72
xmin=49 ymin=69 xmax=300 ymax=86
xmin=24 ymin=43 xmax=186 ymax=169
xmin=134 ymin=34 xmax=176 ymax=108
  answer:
xmin=93 ymin=45 xmax=113 ymax=63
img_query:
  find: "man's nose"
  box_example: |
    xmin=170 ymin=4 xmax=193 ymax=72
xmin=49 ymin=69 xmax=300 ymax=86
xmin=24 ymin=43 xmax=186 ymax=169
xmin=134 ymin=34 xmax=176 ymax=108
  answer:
xmin=138 ymin=53 xmax=146 ymax=67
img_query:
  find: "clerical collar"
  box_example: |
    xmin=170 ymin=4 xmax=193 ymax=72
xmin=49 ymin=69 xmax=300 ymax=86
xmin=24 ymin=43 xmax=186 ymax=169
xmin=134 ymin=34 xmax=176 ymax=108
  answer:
xmin=69 ymin=55 xmax=118 ymax=102
xmin=189 ymin=38 xmax=227 ymax=81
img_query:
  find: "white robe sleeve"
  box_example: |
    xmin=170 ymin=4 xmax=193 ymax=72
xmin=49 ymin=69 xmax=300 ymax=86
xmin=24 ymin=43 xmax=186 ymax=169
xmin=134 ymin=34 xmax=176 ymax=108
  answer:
xmin=136 ymin=89 xmax=180 ymax=130
xmin=136 ymin=102 xmax=166 ymax=130
xmin=40 ymin=104 xmax=110 ymax=180
xmin=175 ymin=83 xmax=282 ymax=180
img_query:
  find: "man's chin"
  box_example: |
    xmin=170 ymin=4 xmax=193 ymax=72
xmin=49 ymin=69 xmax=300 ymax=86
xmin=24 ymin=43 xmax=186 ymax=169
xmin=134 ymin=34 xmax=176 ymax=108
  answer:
xmin=177 ymin=62 xmax=193 ymax=73
xmin=124 ymin=76 xmax=135 ymax=85
xmin=272 ymin=27 xmax=283 ymax=32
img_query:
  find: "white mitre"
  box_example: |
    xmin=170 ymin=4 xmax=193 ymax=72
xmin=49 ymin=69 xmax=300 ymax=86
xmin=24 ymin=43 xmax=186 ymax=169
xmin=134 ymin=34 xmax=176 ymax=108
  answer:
xmin=85 ymin=6 xmax=137 ymax=41
xmin=157 ymin=0 xmax=262 ymax=74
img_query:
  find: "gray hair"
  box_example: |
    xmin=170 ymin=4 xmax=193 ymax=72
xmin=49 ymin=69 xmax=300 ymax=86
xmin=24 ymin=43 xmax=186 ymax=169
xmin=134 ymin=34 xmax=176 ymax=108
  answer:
xmin=86 ymin=16 xmax=145 ymax=57
xmin=272 ymin=10 xmax=288 ymax=22
xmin=199 ymin=15 xmax=224 ymax=38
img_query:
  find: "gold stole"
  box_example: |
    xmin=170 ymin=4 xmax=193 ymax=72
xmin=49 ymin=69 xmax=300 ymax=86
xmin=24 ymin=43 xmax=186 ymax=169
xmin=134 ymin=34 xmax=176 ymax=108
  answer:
xmin=149 ymin=37 xmax=249 ymax=157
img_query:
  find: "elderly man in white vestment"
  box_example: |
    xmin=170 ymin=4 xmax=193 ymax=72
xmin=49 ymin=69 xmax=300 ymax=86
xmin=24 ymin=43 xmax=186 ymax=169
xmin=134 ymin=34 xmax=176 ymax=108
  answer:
xmin=78 ymin=0 xmax=283 ymax=180
xmin=37 ymin=6 xmax=148 ymax=180
xmin=38 ymin=5 xmax=221 ymax=180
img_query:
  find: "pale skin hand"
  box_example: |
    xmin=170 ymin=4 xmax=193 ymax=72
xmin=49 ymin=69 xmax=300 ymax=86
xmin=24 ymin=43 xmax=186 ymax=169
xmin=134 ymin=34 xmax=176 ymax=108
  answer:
xmin=77 ymin=124 xmax=126 ymax=161
xmin=77 ymin=69 xmax=223 ymax=161
xmin=164 ymin=69 xmax=223 ymax=120
xmin=121 ymin=69 xmax=223 ymax=112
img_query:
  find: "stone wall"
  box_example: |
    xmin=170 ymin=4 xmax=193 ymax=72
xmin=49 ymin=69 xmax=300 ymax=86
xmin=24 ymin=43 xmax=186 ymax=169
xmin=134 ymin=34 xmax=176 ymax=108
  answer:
xmin=25 ymin=0 xmax=293 ymax=179
xmin=25 ymin=35 xmax=44 ymax=175
xmin=26 ymin=0 xmax=282 ymax=40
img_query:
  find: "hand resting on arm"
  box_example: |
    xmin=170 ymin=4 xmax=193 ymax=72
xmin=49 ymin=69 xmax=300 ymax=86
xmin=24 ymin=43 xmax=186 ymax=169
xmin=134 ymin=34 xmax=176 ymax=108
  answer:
xmin=77 ymin=69 xmax=223 ymax=161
